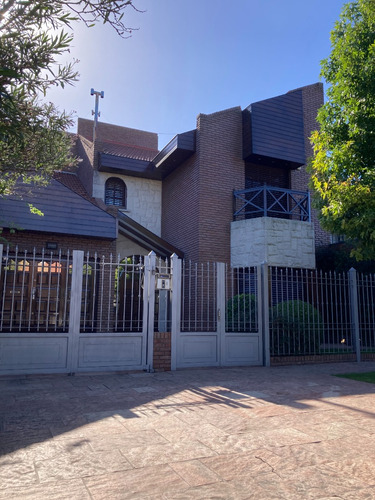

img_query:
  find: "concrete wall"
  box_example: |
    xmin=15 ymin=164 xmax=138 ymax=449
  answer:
xmin=116 ymin=234 xmax=149 ymax=260
xmin=93 ymin=171 xmax=162 ymax=236
xmin=231 ymin=217 xmax=316 ymax=269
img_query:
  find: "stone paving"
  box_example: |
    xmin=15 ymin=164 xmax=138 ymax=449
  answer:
xmin=1 ymin=362 xmax=375 ymax=499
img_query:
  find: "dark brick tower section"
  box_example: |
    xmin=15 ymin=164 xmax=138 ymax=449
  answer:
xmin=198 ymin=107 xmax=245 ymax=263
xmin=161 ymin=142 xmax=200 ymax=262
xmin=290 ymin=83 xmax=331 ymax=247
xmin=162 ymin=83 xmax=330 ymax=264
xmin=162 ymin=107 xmax=245 ymax=263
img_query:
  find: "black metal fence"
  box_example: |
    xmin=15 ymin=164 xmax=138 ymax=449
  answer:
xmin=233 ymin=186 xmax=310 ymax=222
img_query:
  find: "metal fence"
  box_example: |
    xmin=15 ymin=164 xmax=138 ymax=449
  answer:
xmin=268 ymin=267 xmax=375 ymax=358
xmin=0 ymin=248 xmax=147 ymax=334
xmin=0 ymin=246 xmax=72 ymax=332
xmin=225 ymin=265 xmax=258 ymax=333
xmin=80 ymin=253 xmax=145 ymax=333
xmin=269 ymin=267 xmax=354 ymax=356
xmin=181 ymin=261 xmax=217 ymax=332
xmin=358 ymin=272 xmax=375 ymax=352
xmin=1 ymin=246 xmax=374 ymax=362
xmin=233 ymin=186 xmax=311 ymax=222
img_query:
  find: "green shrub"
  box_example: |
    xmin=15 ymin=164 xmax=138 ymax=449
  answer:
xmin=226 ymin=294 xmax=257 ymax=332
xmin=270 ymin=300 xmax=324 ymax=355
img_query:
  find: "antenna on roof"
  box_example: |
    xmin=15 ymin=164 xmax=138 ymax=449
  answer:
xmin=90 ymin=88 xmax=104 ymax=142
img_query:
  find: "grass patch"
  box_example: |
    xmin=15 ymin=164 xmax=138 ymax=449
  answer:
xmin=335 ymin=372 xmax=375 ymax=384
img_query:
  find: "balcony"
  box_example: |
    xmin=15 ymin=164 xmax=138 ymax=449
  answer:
xmin=233 ymin=186 xmax=310 ymax=222
xmin=231 ymin=186 xmax=315 ymax=269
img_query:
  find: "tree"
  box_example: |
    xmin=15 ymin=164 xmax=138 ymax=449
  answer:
xmin=0 ymin=0 xmax=139 ymax=196
xmin=310 ymin=0 xmax=375 ymax=260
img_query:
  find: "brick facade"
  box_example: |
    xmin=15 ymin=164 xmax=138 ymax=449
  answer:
xmin=153 ymin=331 xmax=171 ymax=371
xmin=1 ymin=230 xmax=116 ymax=259
xmin=197 ymin=107 xmax=245 ymax=263
xmin=4 ymin=84 xmax=331 ymax=270
xmin=162 ymin=107 xmax=244 ymax=263
xmin=162 ymin=147 xmax=201 ymax=262
xmin=162 ymin=84 xmax=328 ymax=264
xmin=77 ymin=118 xmax=158 ymax=149
xmin=271 ymin=353 xmax=375 ymax=366
xmin=290 ymin=83 xmax=331 ymax=247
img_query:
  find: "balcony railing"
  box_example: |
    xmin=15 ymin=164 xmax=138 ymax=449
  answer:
xmin=233 ymin=186 xmax=311 ymax=222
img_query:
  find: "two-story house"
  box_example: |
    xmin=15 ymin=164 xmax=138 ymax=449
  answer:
xmin=0 ymin=82 xmax=328 ymax=268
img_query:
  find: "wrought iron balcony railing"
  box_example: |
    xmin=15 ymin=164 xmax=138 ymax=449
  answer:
xmin=233 ymin=186 xmax=311 ymax=222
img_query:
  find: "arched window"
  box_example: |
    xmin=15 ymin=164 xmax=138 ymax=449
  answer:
xmin=105 ymin=177 xmax=126 ymax=207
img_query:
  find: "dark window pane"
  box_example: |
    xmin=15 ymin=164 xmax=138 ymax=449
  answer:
xmin=105 ymin=178 xmax=126 ymax=207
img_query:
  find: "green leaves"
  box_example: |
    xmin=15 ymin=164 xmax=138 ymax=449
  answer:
xmin=0 ymin=0 xmax=139 ymax=200
xmin=310 ymin=0 xmax=375 ymax=260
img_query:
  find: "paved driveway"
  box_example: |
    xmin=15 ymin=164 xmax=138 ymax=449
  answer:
xmin=1 ymin=362 xmax=375 ymax=499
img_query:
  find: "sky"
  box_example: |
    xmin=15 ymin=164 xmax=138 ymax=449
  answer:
xmin=46 ymin=0 xmax=347 ymax=149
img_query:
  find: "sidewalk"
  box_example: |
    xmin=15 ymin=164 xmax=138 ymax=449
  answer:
xmin=1 ymin=362 xmax=375 ymax=499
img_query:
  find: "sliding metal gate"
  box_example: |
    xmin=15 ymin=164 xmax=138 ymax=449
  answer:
xmin=0 ymin=247 xmax=157 ymax=375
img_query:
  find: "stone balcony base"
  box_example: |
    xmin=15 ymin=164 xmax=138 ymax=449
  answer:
xmin=231 ymin=217 xmax=315 ymax=268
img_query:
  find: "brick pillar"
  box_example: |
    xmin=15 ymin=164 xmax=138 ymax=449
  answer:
xmin=153 ymin=332 xmax=171 ymax=371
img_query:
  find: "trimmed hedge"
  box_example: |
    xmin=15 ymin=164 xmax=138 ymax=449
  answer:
xmin=270 ymin=300 xmax=324 ymax=355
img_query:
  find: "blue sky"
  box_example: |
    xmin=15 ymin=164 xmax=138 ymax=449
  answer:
xmin=46 ymin=0 xmax=347 ymax=148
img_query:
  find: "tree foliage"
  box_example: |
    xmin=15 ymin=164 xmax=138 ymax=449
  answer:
xmin=0 ymin=0 xmax=139 ymax=196
xmin=310 ymin=0 xmax=375 ymax=260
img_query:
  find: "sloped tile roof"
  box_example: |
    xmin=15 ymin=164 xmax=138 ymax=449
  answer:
xmin=99 ymin=140 xmax=158 ymax=162
xmin=53 ymin=171 xmax=91 ymax=200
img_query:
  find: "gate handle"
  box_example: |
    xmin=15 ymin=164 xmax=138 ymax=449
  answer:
xmin=217 ymin=308 xmax=221 ymax=321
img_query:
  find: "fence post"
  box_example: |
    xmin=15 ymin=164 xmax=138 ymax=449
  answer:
xmin=217 ymin=262 xmax=226 ymax=365
xmin=68 ymin=250 xmax=84 ymax=373
xmin=307 ymin=191 xmax=311 ymax=223
xmin=0 ymin=244 xmax=3 ymax=279
xmin=157 ymin=258 xmax=169 ymax=332
xmin=261 ymin=262 xmax=270 ymax=367
xmin=170 ymin=254 xmax=181 ymax=371
xmin=263 ymin=187 xmax=267 ymax=217
xmin=349 ymin=267 xmax=361 ymax=363
xmin=145 ymin=251 xmax=156 ymax=371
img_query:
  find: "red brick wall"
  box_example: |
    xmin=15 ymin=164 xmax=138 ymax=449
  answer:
xmin=271 ymin=353 xmax=375 ymax=365
xmin=77 ymin=118 xmax=158 ymax=149
xmin=162 ymin=107 xmax=245 ymax=263
xmin=290 ymin=83 xmax=331 ymax=247
xmin=162 ymin=138 xmax=201 ymax=262
xmin=198 ymin=107 xmax=245 ymax=263
xmin=1 ymin=230 xmax=116 ymax=258
xmin=153 ymin=331 xmax=171 ymax=371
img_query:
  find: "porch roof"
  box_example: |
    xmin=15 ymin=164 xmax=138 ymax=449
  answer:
xmin=117 ymin=212 xmax=184 ymax=259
